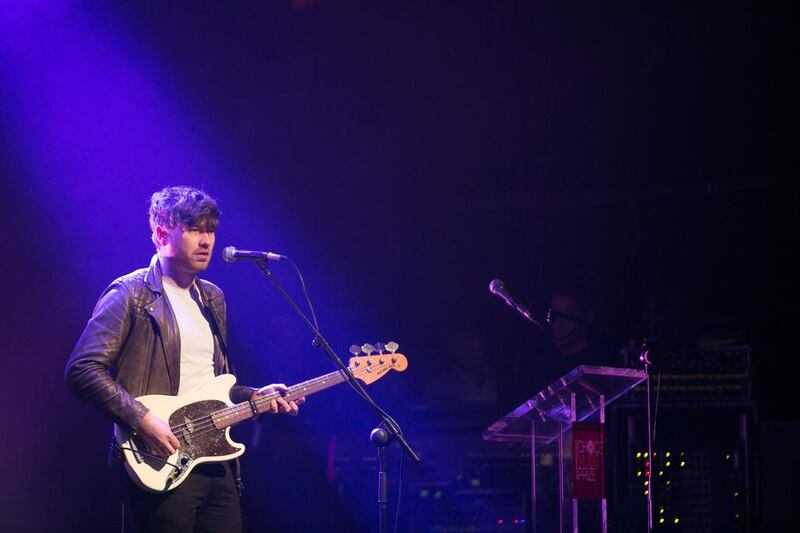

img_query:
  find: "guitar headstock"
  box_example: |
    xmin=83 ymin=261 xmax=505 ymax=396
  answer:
xmin=348 ymin=341 xmax=408 ymax=384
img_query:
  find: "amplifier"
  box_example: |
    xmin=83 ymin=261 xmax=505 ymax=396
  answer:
xmin=623 ymin=345 xmax=751 ymax=405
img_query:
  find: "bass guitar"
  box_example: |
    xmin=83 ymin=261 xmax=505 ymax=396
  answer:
xmin=114 ymin=343 xmax=407 ymax=492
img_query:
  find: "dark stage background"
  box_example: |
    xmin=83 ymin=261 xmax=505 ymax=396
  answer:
xmin=0 ymin=1 xmax=793 ymax=532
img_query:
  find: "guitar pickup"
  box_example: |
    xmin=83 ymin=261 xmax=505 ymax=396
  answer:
xmin=183 ymin=417 xmax=194 ymax=446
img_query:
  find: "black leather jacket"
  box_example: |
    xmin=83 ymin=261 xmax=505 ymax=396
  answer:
xmin=65 ymin=255 xmax=254 ymax=431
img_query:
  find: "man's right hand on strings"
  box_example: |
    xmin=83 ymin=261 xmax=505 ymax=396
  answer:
xmin=138 ymin=412 xmax=180 ymax=457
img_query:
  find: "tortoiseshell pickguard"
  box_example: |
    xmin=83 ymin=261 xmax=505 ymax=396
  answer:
xmin=169 ymin=399 xmax=240 ymax=460
xmin=129 ymin=399 xmax=240 ymax=477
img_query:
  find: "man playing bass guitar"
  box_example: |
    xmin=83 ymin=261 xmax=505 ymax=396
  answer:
xmin=65 ymin=186 xmax=303 ymax=533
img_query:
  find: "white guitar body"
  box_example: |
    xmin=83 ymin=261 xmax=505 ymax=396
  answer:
xmin=114 ymin=374 xmax=245 ymax=493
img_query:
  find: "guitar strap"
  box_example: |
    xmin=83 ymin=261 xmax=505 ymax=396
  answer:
xmin=194 ymin=284 xmax=246 ymax=495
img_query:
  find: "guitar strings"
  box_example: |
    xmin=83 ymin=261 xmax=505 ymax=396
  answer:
xmin=171 ymin=357 xmax=394 ymax=436
xmin=168 ymin=369 xmax=346 ymax=436
xmin=165 ymin=363 xmax=384 ymax=444
xmin=170 ymin=382 xmax=324 ymax=443
xmin=169 ymin=364 xmax=374 ymax=441
xmin=169 ymin=367 xmax=363 ymax=443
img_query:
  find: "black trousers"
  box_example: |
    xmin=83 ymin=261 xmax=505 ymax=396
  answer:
xmin=124 ymin=462 xmax=242 ymax=533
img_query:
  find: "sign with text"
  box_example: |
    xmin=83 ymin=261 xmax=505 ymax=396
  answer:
xmin=572 ymin=422 xmax=605 ymax=500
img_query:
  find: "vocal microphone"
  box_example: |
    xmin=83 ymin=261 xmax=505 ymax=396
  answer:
xmin=489 ymin=279 xmax=514 ymax=305
xmin=488 ymin=278 xmax=542 ymax=328
xmin=223 ymin=246 xmax=286 ymax=263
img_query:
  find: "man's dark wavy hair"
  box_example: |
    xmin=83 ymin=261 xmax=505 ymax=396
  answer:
xmin=148 ymin=186 xmax=220 ymax=246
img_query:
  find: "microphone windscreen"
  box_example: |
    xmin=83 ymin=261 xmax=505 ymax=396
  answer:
xmin=222 ymin=246 xmax=237 ymax=263
xmin=489 ymin=278 xmax=504 ymax=295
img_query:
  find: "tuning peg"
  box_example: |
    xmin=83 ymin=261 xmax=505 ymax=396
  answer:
xmin=385 ymin=341 xmax=399 ymax=354
xmin=361 ymin=343 xmax=375 ymax=355
xmin=349 ymin=344 xmax=362 ymax=356
xmin=374 ymin=342 xmax=385 ymax=354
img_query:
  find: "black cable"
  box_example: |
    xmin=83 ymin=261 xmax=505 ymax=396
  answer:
xmin=652 ymin=372 xmax=662 ymax=443
xmin=120 ymin=469 xmax=125 ymax=533
xmin=285 ymin=256 xmax=320 ymax=333
xmin=117 ymin=446 xmax=183 ymax=471
xmin=255 ymin=261 xmax=376 ymax=406
xmin=394 ymin=449 xmax=404 ymax=533
xmin=282 ymin=258 xmax=384 ymax=407
xmin=254 ymin=257 xmax=420 ymax=464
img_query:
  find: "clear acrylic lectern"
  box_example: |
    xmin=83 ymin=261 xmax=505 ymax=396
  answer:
xmin=483 ymin=366 xmax=646 ymax=533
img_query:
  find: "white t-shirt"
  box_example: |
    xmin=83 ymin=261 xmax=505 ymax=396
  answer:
xmin=162 ymin=280 xmax=216 ymax=396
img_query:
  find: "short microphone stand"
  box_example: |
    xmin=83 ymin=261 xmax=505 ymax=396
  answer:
xmin=371 ymin=425 xmax=394 ymax=533
xmin=254 ymin=260 xmax=421 ymax=533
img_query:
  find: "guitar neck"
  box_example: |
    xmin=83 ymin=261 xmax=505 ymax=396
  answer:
xmin=211 ymin=369 xmax=348 ymax=430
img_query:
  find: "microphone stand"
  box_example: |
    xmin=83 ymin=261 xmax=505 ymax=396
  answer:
xmin=502 ymin=299 xmax=547 ymax=332
xmin=640 ymin=343 xmax=654 ymax=533
xmin=254 ymin=260 xmax=421 ymax=533
xmin=371 ymin=425 xmax=394 ymax=533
